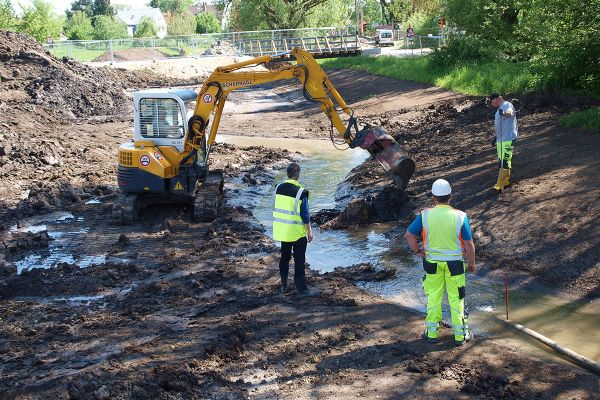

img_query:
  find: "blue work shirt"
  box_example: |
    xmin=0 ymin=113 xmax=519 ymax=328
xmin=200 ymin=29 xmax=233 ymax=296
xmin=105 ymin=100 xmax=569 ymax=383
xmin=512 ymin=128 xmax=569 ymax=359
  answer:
xmin=495 ymin=101 xmax=518 ymax=142
xmin=299 ymin=195 xmax=310 ymax=224
xmin=407 ymin=211 xmax=472 ymax=240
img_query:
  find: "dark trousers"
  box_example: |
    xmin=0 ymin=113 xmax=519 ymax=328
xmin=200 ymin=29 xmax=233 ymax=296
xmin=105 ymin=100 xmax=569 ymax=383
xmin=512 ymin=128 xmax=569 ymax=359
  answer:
xmin=279 ymin=237 xmax=308 ymax=292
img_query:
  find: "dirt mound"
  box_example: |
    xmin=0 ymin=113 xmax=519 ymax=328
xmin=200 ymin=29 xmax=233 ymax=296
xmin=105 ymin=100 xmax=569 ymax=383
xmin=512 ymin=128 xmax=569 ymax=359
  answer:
xmin=0 ymin=30 xmax=174 ymax=120
xmin=204 ymin=40 xmax=239 ymax=56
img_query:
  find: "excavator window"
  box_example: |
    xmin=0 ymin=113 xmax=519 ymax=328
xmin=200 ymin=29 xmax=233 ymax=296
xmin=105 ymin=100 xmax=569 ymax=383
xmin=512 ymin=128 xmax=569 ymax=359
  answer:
xmin=139 ymin=98 xmax=185 ymax=139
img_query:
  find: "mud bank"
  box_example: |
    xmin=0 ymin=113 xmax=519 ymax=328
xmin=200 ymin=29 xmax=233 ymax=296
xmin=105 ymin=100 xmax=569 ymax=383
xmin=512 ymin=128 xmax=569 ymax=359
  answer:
xmin=323 ymin=96 xmax=600 ymax=299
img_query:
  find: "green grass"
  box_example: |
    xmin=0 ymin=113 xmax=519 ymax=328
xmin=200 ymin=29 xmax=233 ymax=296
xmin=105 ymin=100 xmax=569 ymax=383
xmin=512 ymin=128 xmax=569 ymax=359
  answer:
xmin=47 ymin=46 xmax=106 ymax=62
xmin=560 ymin=107 xmax=600 ymax=132
xmin=47 ymin=44 xmax=208 ymax=62
xmin=319 ymin=55 xmax=540 ymax=96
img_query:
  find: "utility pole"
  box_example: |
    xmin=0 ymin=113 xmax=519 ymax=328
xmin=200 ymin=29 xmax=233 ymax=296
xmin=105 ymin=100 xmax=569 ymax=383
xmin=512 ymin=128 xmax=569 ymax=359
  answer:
xmin=355 ymin=0 xmax=359 ymax=34
xmin=355 ymin=0 xmax=364 ymax=35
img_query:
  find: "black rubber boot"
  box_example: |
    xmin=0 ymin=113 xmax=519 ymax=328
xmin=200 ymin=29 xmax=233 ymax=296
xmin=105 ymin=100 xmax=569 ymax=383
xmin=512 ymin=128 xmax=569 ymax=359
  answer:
xmin=280 ymin=274 xmax=288 ymax=294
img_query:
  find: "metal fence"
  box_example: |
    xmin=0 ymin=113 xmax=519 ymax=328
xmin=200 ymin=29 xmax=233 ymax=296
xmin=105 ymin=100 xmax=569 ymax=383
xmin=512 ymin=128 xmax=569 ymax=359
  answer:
xmin=239 ymin=34 xmax=361 ymax=58
xmin=42 ymin=27 xmax=354 ymax=64
xmin=359 ymin=32 xmax=446 ymax=57
xmin=42 ymin=26 xmax=446 ymax=64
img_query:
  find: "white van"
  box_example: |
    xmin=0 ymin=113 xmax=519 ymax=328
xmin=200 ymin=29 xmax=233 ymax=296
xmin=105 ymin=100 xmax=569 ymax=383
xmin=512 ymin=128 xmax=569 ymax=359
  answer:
xmin=375 ymin=29 xmax=394 ymax=47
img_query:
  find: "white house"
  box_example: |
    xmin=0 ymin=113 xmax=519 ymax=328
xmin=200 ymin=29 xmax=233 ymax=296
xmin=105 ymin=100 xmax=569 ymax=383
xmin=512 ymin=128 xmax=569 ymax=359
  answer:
xmin=116 ymin=8 xmax=168 ymax=38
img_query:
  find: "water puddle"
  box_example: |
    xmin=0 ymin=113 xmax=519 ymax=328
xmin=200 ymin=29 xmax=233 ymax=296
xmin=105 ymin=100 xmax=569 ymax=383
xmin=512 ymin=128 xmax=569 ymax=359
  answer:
xmin=54 ymin=295 xmax=105 ymax=304
xmin=10 ymin=211 xmax=75 ymax=234
xmin=10 ymin=212 xmax=130 ymax=274
xmin=84 ymin=199 xmax=102 ymax=205
xmin=220 ymin=134 xmax=600 ymax=365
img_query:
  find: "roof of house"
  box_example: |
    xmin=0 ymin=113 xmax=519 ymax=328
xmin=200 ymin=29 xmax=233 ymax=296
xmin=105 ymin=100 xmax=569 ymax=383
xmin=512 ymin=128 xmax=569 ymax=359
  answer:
xmin=116 ymin=8 xmax=165 ymax=26
xmin=189 ymin=2 xmax=222 ymax=18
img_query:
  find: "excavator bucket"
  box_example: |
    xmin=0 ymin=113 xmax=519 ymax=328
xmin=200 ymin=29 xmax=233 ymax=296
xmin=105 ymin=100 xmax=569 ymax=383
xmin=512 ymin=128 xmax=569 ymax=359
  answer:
xmin=355 ymin=127 xmax=415 ymax=188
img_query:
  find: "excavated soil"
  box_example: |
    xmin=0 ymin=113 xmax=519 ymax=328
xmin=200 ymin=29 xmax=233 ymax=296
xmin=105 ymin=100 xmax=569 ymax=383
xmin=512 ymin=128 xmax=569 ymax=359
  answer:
xmin=0 ymin=30 xmax=195 ymax=121
xmin=326 ymin=94 xmax=600 ymax=299
xmin=0 ymin=30 xmax=598 ymax=398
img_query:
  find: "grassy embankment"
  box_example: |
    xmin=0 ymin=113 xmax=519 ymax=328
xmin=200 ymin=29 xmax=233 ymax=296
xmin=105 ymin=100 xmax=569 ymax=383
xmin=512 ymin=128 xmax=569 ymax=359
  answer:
xmin=47 ymin=45 xmax=206 ymax=62
xmin=319 ymin=56 xmax=599 ymax=132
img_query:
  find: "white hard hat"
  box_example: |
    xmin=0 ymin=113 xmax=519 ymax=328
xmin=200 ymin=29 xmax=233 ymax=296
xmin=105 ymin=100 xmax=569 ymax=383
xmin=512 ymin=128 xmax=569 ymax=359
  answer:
xmin=431 ymin=179 xmax=452 ymax=196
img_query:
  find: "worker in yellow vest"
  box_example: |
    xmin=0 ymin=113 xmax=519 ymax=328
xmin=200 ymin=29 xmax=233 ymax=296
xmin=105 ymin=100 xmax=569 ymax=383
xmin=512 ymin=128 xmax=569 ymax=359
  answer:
xmin=272 ymin=162 xmax=314 ymax=296
xmin=404 ymin=179 xmax=476 ymax=346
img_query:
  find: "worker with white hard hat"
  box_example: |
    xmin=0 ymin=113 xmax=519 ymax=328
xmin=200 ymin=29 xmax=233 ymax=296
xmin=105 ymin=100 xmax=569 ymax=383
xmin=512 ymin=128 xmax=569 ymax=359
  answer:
xmin=404 ymin=179 xmax=476 ymax=346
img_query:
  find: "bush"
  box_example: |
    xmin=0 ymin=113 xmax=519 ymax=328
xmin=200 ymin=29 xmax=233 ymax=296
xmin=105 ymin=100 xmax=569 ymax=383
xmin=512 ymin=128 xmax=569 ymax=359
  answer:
xmin=560 ymin=107 xmax=600 ymax=133
xmin=134 ymin=16 xmax=157 ymax=38
xmin=404 ymin=11 xmax=437 ymax=35
xmin=431 ymin=35 xmax=503 ymax=66
xmin=93 ymin=15 xmax=128 ymax=40
xmin=19 ymin=0 xmax=63 ymax=43
xmin=195 ymin=12 xmax=220 ymax=34
xmin=0 ymin=0 xmax=17 ymax=30
xmin=166 ymin=11 xmax=196 ymax=36
xmin=65 ymin=10 xmax=94 ymax=40
xmin=320 ymin=55 xmax=540 ymax=95
xmin=438 ymin=0 xmax=600 ymax=97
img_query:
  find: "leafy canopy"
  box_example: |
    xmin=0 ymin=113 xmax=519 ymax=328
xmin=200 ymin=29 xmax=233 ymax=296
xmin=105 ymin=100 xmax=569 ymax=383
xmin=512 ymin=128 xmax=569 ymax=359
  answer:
xmin=93 ymin=15 xmax=128 ymax=39
xmin=196 ymin=12 xmax=221 ymax=34
xmin=65 ymin=10 xmax=95 ymax=40
xmin=19 ymin=0 xmax=64 ymax=42
xmin=134 ymin=16 xmax=157 ymax=37
xmin=0 ymin=0 xmax=18 ymax=30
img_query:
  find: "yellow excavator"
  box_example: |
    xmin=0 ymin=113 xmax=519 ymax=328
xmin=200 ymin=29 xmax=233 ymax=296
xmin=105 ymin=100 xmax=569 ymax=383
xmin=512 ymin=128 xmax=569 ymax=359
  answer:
xmin=112 ymin=48 xmax=414 ymax=224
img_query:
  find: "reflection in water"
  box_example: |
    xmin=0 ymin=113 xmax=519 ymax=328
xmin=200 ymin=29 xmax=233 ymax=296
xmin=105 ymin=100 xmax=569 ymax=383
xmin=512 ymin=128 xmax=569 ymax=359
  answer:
xmin=221 ymin=134 xmax=600 ymax=363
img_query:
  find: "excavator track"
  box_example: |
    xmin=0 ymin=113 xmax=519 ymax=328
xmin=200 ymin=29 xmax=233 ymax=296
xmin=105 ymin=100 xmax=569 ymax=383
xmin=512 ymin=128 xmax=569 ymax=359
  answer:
xmin=194 ymin=170 xmax=224 ymax=222
xmin=112 ymin=193 xmax=140 ymax=225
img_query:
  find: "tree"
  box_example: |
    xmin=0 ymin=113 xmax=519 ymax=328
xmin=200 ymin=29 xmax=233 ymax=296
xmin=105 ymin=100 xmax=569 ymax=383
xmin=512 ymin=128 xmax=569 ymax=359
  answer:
xmin=231 ymin=0 xmax=329 ymax=30
xmin=19 ymin=0 xmax=64 ymax=43
xmin=66 ymin=0 xmax=93 ymax=19
xmin=152 ymin=0 xmax=194 ymax=13
xmin=361 ymin=0 xmax=384 ymax=28
xmin=386 ymin=0 xmax=412 ymax=23
xmin=0 ymin=0 xmax=18 ymax=30
xmin=196 ymin=12 xmax=221 ymax=34
xmin=134 ymin=16 xmax=157 ymax=37
xmin=93 ymin=15 xmax=128 ymax=39
xmin=434 ymin=0 xmax=600 ymax=94
xmin=306 ymin=0 xmax=352 ymax=28
xmin=92 ymin=0 xmax=114 ymax=17
xmin=65 ymin=10 xmax=95 ymax=40
xmin=166 ymin=11 xmax=196 ymax=36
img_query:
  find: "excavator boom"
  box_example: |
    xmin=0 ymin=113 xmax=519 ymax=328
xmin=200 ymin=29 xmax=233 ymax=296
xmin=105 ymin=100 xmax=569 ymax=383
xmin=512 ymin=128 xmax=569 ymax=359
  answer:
xmin=188 ymin=48 xmax=414 ymax=184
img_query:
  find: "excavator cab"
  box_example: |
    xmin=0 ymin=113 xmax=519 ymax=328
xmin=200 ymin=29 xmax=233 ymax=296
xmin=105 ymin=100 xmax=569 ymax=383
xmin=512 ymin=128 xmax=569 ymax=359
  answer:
xmin=113 ymin=89 xmax=221 ymax=225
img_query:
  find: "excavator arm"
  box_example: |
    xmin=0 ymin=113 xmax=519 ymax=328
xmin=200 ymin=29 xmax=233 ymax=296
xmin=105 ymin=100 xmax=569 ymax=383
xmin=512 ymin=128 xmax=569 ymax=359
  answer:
xmin=187 ymin=48 xmax=414 ymax=185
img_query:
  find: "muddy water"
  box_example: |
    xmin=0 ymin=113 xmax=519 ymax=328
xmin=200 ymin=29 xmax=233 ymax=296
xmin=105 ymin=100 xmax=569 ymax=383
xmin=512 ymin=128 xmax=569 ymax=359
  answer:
xmin=220 ymin=134 xmax=600 ymax=365
xmin=10 ymin=210 xmax=133 ymax=275
xmin=218 ymin=134 xmax=387 ymax=270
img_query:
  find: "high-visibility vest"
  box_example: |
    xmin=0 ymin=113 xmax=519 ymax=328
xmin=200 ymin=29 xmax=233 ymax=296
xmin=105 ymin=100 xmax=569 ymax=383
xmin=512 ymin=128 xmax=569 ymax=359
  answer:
xmin=272 ymin=179 xmax=307 ymax=242
xmin=421 ymin=205 xmax=466 ymax=261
